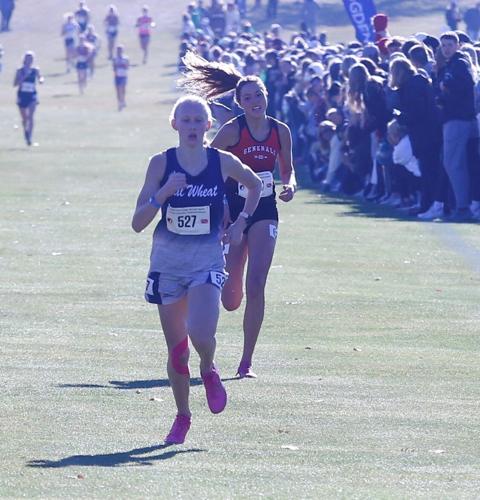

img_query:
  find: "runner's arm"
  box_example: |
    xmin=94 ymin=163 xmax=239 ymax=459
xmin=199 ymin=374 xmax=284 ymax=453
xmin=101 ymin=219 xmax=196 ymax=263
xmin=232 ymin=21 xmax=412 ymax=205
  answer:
xmin=277 ymin=121 xmax=297 ymax=201
xmin=220 ymin=151 xmax=262 ymax=218
xmin=210 ymin=120 xmax=239 ymax=150
xmin=131 ymin=153 xmax=167 ymax=233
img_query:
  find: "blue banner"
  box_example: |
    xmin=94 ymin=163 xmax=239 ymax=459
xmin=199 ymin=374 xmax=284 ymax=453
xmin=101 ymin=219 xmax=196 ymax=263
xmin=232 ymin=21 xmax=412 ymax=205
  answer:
xmin=343 ymin=0 xmax=377 ymax=43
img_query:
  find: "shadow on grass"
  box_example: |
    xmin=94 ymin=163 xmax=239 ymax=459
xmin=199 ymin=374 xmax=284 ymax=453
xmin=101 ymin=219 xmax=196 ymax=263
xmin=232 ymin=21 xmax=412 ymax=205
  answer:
xmin=44 ymin=72 xmax=67 ymax=78
xmin=58 ymin=377 xmax=200 ymax=390
xmin=27 ymin=443 xmax=206 ymax=468
xmin=305 ymin=189 xmax=420 ymax=222
xmin=58 ymin=376 xmax=241 ymax=391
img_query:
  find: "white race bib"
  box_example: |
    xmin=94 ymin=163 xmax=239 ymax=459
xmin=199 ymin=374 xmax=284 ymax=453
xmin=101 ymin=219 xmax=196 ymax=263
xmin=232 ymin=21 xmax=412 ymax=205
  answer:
xmin=20 ymin=82 xmax=35 ymax=93
xmin=166 ymin=205 xmax=210 ymax=235
xmin=238 ymin=171 xmax=274 ymax=198
xmin=116 ymin=68 xmax=127 ymax=77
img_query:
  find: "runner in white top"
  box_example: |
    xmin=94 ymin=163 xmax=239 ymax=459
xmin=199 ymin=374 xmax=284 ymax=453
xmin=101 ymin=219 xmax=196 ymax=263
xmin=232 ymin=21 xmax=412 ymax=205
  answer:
xmin=61 ymin=13 xmax=79 ymax=73
xmin=112 ymin=45 xmax=129 ymax=110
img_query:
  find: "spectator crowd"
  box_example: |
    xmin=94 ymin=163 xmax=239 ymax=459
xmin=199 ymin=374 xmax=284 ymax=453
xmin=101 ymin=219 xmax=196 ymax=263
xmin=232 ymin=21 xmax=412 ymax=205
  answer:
xmin=178 ymin=1 xmax=480 ymax=221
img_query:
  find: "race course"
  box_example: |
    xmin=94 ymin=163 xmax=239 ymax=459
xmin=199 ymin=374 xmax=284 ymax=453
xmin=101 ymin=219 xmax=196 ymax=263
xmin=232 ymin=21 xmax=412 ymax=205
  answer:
xmin=1 ymin=1 xmax=480 ymax=498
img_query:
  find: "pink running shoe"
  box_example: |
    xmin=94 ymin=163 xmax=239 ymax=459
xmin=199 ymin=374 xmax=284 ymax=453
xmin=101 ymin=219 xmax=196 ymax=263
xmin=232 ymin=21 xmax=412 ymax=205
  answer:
xmin=236 ymin=361 xmax=257 ymax=379
xmin=201 ymin=365 xmax=227 ymax=414
xmin=164 ymin=414 xmax=191 ymax=445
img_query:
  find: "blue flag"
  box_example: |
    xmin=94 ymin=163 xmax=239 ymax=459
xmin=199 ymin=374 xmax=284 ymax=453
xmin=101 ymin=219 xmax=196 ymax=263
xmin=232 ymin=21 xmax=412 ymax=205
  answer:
xmin=343 ymin=0 xmax=377 ymax=43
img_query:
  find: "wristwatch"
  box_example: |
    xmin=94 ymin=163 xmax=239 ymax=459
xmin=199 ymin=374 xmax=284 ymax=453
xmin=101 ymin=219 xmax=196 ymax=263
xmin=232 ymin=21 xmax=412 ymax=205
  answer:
xmin=238 ymin=211 xmax=252 ymax=224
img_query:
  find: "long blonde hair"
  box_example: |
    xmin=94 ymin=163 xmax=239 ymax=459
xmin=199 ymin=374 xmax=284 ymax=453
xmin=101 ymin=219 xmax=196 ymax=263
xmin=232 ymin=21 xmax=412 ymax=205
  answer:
xmin=346 ymin=63 xmax=369 ymax=113
xmin=388 ymin=57 xmax=416 ymax=90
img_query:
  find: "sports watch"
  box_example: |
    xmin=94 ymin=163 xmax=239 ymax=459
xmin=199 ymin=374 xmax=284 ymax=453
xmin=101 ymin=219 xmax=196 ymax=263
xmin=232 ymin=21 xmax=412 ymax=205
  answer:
xmin=238 ymin=211 xmax=252 ymax=224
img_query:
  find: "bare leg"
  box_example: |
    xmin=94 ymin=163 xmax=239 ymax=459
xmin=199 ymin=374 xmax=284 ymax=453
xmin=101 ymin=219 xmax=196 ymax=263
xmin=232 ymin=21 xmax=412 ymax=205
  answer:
xmin=221 ymin=236 xmax=248 ymax=311
xmin=119 ymin=84 xmax=126 ymax=109
xmin=187 ymin=283 xmax=221 ymax=375
xmin=115 ymin=85 xmax=122 ymax=110
xmin=26 ymin=104 xmax=36 ymax=143
xmin=18 ymin=106 xmax=32 ymax=145
xmin=158 ymin=298 xmax=191 ymax=417
xmin=241 ymin=220 xmax=277 ymax=366
xmin=108 ymin=38 xmax=114 ymax=60
xmin=77 ymin=69 xmax=87 ymax=94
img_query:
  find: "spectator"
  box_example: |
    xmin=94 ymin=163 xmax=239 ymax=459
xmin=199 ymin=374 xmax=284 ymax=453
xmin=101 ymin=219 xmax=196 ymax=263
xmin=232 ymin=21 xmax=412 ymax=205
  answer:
xmin=208 ymin=0 xmax=226 ymax=37
xmin=302 ymin=0 xmax=321 ymax=35
xmin=463 ymin=3 xmax=480 ymax=41
xmin=225 ymin=1 xmax=241 ymax=33
xmin=438 ymin=31 xmax=477 ymax=220
xmin=267 ymin=0 xmax=278 ymax=19
xmin=182 ymin=13 xmax=197 ymax=36
xmin=0 ymin=0 xmax=14 ymax=31
xmin=445 ymin=1 xmax=462 ymax=31
xmin=389 ymin=57 xmax=443 ymax=214
xmin=236 ymin=0 xmax=247 ymax=18
xmin=408 ymin=44 xmax=434 ymax=79
xmin=388 ymin=119 xmax=422 ymax=208
xmin=372 ymin=13 xmax=390 ymax=43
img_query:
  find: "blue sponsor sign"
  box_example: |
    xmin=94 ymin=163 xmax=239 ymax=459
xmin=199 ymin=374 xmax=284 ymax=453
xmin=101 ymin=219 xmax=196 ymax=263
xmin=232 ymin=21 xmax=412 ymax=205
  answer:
xmin=343 ymin=0 xmax=377 ymax=43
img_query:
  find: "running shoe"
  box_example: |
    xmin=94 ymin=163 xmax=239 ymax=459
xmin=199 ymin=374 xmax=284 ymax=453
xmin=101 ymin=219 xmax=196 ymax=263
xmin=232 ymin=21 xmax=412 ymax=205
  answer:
xmin=236 ymin=361 xmax=257 ymax=379
xmin=417 ymin=203 xmax=444 ymax=220
xmin=164 ymin=414 xmax=191 ymax=445
xmin=201 ymin=365 xmax=227 ymax=414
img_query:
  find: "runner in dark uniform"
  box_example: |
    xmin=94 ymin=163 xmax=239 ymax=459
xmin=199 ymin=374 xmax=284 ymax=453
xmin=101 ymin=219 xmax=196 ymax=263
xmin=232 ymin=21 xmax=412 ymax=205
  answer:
xmin=180 ymin=53 xmax=297 ymax=379
xmin=112 ymin=45 xmax=129 ymax=110
xmin=132 ymin=95 xmax=261 ymax=445
xmin=75 ymin=35 xmax=91 ymax=94
xmin=13 ymin=51 xmax=43 ymax=146
xmin=104 ymin=4 xmax=119 ymax=61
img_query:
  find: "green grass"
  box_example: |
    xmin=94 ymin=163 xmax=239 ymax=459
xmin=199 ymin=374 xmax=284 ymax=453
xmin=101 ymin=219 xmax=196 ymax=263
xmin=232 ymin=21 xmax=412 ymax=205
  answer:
xmin=1 ymin=1 xmax=480 ymax=498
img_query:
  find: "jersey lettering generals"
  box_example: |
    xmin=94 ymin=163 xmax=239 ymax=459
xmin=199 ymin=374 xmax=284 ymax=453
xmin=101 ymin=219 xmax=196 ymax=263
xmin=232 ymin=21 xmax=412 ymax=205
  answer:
xmin=228 ymin=114 xmax=281 ymax=174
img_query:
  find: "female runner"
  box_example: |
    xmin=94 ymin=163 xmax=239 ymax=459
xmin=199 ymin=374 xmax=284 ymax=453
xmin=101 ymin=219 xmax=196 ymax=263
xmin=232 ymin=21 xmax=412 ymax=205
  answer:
xmin=131 ymin=95 xmax=262 ymax=444
xmin=13 ymin=51 xmax=43 ymax=146
xmin=60 ymin=13 xmax=79 ymax=73
xmin=112 ymin=44 xmax=129 ymax=110
xmin=104 ymin=4 xmax=119 ymax=61
xmin=135 ymin=5 xmax=155 ymax=64
xmin=75 ymin=35 xmax=91 ymax=94
xmin=180 ymin=53 xmax=297 ymax=378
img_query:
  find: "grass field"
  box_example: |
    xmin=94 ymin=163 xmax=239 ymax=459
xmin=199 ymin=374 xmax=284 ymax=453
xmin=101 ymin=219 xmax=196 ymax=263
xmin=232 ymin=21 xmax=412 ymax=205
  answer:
xmin=1 ymin=1 xmax=480 ymax=498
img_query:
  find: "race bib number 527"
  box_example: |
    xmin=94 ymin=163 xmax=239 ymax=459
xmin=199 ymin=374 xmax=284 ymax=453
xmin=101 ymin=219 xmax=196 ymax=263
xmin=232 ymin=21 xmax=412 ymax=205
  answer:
xmin=166 ymin=205 xmax=210 ymax=235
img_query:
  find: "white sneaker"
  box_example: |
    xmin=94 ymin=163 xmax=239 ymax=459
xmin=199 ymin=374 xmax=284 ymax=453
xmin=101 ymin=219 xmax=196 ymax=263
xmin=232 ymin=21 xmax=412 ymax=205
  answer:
xmin=417 ymin=203 xmax=444 ymax=220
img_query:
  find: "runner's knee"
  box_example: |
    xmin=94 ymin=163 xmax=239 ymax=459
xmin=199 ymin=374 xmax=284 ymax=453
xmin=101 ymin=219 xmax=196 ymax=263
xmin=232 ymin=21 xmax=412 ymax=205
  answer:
xmin=222 ymin=291 xmax=243 ymax=311
xmin=169 ymin=337 xmax=190 ymax=376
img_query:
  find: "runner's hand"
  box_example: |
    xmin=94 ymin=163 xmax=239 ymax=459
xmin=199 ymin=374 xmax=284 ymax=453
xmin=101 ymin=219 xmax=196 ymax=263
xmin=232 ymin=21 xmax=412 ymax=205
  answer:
xmin=160 ymin=171 xmax=188 ymax=198
xmin=224 ymin=218 xmax=245 ymax=246
xmin=279 ymin=184 xmax=295 ymax=202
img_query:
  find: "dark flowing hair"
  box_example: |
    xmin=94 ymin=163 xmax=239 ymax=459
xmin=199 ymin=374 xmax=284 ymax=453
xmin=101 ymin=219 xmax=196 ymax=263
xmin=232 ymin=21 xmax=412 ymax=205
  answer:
xmin=178 ymin=51 xmax=267 ymax=105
